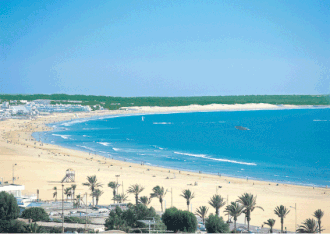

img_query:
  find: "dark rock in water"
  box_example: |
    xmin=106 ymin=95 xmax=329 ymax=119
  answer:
xmin=235 ymin=126 xmax=249 ymax=130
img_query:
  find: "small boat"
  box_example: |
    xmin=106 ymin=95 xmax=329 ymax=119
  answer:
xmin=235 ymin=126 xmax=249 ymax=130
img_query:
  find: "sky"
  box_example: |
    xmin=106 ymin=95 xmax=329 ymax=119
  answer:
xmin=1 ymin=0 xmax=329 ymax=97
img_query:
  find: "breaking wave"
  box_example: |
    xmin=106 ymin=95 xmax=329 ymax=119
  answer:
xmin=174 ymin=152 xmax=257 ymax=166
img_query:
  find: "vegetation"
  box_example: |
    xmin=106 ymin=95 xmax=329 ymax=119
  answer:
xmin=0 ymin=192 xmax=20 ymax=220
xmin=1 ymin=94 xmax=329 ymax=110
xmin=180 ymin=189 xmax=195 ymax=211
xmin=224 ymin=202 xmax=244 ymax=232
xmin=114 ymin=193 xmax=129 ymax=203
xmin=162 ymin=207 xmax=197 ymax=233
xmin=236 ymin=193 xmax=264 ymax=232
xmin=64 ymin=216 xmax=91 ymax=224
xmin=0 ymin=220 xmax=28 ymax=233
xmin=21 ymin=207 xmax=50 ymax=222
xmin=297 ymin=218 xmax=319 ymax=233
xmin=26 ymin=222 xmax=45 ymax=233
xmin=52 ymin=187 xmax=57 ymax=202
xmin=274 ymin=205 xmax=290 ymax=233
xmin=127 ymin=184 xmax=145 ymax=205
xmin=64 ymin=187 xmax=72 ymax=201
xmin=92 ymin=189 xmax=104 ymax=205
xmin=71 ymin=184 xmax=77 ymax=201
xmin=208 ymin=194 xmax=226 ymax=216
xmin=108 ymin=181 xmax=120 ymax=203
xmin=105 ymin=204 xmax=165 ymax=233
xmin=195 ymin=206 xmax=208 ymax=225
xmin=139 ymin=196 xmax=152 ymax=206
xmin=205 ymin=214 xmax=230 ymax=233
xmin=264 ymin=219 xmax=276 ymax=233
xmin=82 ymin=175 xmax=103 ymax=206
xmin=313 ymin=209 xmax=324 ymax=233
xmin=150 ymin=186 xmax=167 ymax=212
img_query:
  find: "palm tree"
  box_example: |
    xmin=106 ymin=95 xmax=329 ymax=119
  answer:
xmin=313 ymin=209 xmax=324 ymax=233
xmin=236 ymin=193 xmax=264 ymax=232
xmin=108 ymin=181 xmax=120 ymax=203
xmin=71 ymin=184 xmax=77 ymax=202
xmin=274 ymin=205 xmax=290 ymax=233
xmin=27 ymin=222 xmax=44 ymax=233
xmin=208 ymin=194 xmax=226 ymax=216
xmin=64 ymin=187 xmax=72 ymax=201
xmin=297 ymin=219 xmax=319 ymax=233
xmin=150 ymin=185 xmax=167 ymax=212
xmin=92 ymin=189 xmax=104 ymax=206
xmin=195 ymin=206 xmax=209 ymax=224
xmin=181 ymin=189 xmax=195 ymax=211
xmin=75 ymin=194 xmax=81 ymax=208
xmin=82 ymin=175 xmax=103 ymax=206
xmin=264 ymin=219 xmax=276 ymax=233
xmin=114 ymin=193 xmax=129 ymax=203
xmin=127 ymin=184 xmax=145 ymax=205
xmin=53 ymin=187 xmax=57 ymax=202
xmin=139 ymin=196 xmax=152 ymax=206
xmin=224 ymin=202 xmax=244 ymax=231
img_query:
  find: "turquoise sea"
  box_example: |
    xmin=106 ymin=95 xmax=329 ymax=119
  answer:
xmin=35 ymin=108 xmax=330 ymax=187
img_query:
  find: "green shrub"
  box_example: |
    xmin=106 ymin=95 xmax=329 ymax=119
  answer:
xmin=162 ymin=207 xmax=197 ymax=233
xmin=64 ymin=216 xmax=91 ymax=224
xmin=205 ymin=214 xmax=229 ymax=233
xmin=21 ymin=207 xmax=50 ymax=222
xmin=0 ymin=191 xmax=20 ymax=220
xmin=105 ymin=204 xmax=165 ymax=233
xmin=0 ymin=220 xmax=28 ymax=233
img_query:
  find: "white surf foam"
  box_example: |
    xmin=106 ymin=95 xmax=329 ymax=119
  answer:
xmin=153 ymin=122 xmax=173 ymax=125
xmin=52 ymin=134 xmax=71 ymax=139
xmin=77 ymin=145 xmax=96 ymax=151
xmin=97 ymin=142 xmax=111 ymax=146
xmin=174 ymin=152 xmax=257 ymax=166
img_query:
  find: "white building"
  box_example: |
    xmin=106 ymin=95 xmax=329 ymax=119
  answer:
xmin=1 ymin=102 xmax=9 ymax=109
xmin=0 ymin=184 xmax=25 ymax=197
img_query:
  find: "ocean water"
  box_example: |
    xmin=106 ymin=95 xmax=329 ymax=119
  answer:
xmin=35 ymin=109 xmax=330 ymax=187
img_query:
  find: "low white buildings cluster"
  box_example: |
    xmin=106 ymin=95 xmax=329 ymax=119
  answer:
xmin=0 ymin=99 xmax=91 ymax=119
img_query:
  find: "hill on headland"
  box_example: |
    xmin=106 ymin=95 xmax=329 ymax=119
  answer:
xmin=0 ymin=94 xmax=329 ymax=110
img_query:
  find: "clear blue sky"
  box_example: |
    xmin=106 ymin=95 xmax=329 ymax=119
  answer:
xmin=1 ymin=0 xmax=329 ymax=96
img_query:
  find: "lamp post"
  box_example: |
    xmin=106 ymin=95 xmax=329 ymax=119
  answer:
xmin=62 ymin=184 xmax=64 ymax=233
xmin=12 ymin=163 xmax=17 ymax=184
xmin=115 ymin=175 xmax=120 ymax=194
xmin=166 ymin=188 xmax=173 ymax=207
xmin=290 ymin=203 xmax=297 ymax=231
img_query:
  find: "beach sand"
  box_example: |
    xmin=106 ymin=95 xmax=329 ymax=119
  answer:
xmin=0 ymin=104 xmax=329 ymax=231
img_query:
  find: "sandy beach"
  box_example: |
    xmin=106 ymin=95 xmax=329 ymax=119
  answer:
xmin=1 ymin=103 xmax=329 ymax=232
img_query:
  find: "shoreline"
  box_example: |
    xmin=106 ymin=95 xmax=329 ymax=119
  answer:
xmin=1 ymin=103 xmax=330 ymax=231
xmin=40 ymin=104 xmax=329 ymax=189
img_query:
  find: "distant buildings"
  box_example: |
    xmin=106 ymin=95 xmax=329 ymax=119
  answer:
xmin=0 ymin=99 xmax=91 ymax=119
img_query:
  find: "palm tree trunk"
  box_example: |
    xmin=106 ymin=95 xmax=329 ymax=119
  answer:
xmin=247 ymin=221 xmax=250 ymax=232
xmin=270 ymin=227 xmax=273 ymax=233
xmin=281 ymin=219 xmax=283 ymax=233
xmin=216 ymin=208 xmax=219 ymax=216
xmin=161 ymin=201 xmax=163 ymax=212
xmin=234 ymin=220 xmax=236 ymax=232
xmin=136 ymin=194 xmax=138 ymax=205
xmin=319 ymin=220 xmax=321 ymax=233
